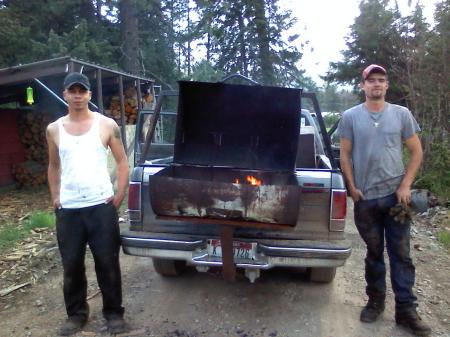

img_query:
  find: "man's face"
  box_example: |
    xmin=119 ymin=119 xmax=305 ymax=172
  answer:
xmin=361 ymin=73 xmax=389 ymax=100
xmin=63 ymin=84 xmax=91 ymax=110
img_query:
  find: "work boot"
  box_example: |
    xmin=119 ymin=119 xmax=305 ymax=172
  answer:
xmin=360 ymin=298 xmax=385 ymax=322
xmin=59 ymin=317 xmax=87 ymax=336
xmin=106 ymin=316 xmax=128 ymax=334
xmin=59 ymin=303 xmax=89 ymax=336
xmin=395 ymin=309 xmax=431 ymax=336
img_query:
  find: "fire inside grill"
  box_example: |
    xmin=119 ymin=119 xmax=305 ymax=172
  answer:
xmin=149 ymin=80 xmax=302 ymax=226
xmin=234 ymin=176 xmax=262 ymax=186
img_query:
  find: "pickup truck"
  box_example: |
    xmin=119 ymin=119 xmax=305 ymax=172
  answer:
xmin=121 ymin=78 xmax=351 ymax=283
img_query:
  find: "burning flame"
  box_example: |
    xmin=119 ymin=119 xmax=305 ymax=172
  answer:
xmin=246 ymin=175 xmax=262 ymax=186
xmin=233 ymin=176 xmax=262 ymax=186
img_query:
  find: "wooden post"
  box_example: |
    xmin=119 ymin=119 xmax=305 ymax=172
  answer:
xmin=96 ymin=69 xmax=104 ymax=114
xmin=220 ymin=226 xmax=236 ymax=282
xmin=118 ymin=75 xmax=127 ymax=150
xmin=68 ymin=61 xmax=74 ymax=73
xmin=136 ymin=79 xmax=142 ymax=111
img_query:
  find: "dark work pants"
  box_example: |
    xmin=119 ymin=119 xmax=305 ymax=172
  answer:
xmin=56 ymin=202 xmax=124 ymax=321
xmin=354 ymin=193 xmax=417 ymax=313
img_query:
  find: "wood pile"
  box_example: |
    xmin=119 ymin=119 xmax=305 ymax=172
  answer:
xmin=12 ymin=161 xmax=47 ymax=187
xmin=13 ymin=111 xmax=50 ymax=186
xmin=106 ymin=87 xmax=138 ymax=125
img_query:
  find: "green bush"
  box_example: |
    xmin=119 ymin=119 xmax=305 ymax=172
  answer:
xmin=415 ymin=140 xmax=450 ymax=200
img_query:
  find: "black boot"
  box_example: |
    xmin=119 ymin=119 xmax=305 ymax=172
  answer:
xmin=360 ymin=297 xmax=385 ymax=322
xmin=395 ymin=308 xmax=431 ymax=336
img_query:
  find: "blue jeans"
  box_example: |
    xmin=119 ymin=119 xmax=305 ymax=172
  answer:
xmin=55 ymin=202 xmax=124 ymax=320
xmin=354 ymin=193 xmax=417 ymax=312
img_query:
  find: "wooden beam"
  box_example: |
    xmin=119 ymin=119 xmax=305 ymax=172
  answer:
xmin=136 ymin=79 xmax=142 ymax=111
xmin=96 ymin=69 xmax=104 ymax=114
xmin=118 ymin=75 xmax=127 ymax=150
xmin=220 ymin=226 xmax=236 ymax=282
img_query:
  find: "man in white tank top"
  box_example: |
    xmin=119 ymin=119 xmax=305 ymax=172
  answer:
xmin=46 ymin=73 xmax=129 ymax=335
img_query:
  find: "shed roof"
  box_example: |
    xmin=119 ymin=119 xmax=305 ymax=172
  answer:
xmin=0 ymin=56 xmax=154 ymax=86
xmin=0 ymin=56 xmax=154 ymax=108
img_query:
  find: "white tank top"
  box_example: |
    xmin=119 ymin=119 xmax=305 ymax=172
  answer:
xmin=58 ymin=112 xmax=114 ymax=208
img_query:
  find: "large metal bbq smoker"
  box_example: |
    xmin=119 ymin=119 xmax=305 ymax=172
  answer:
xmin=143 ymin=78 xmax=303 ymax=281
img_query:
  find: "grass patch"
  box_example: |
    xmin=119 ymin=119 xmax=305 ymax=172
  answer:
xmin=24 ymin=211 xmax=55 ymax=231
xmin=0 ymin=225 xmax=24 ymax=252
xmin=0 ymin=211 xmax=55 ymax=254
xmin=437 ymin=230 xmax=450 ymax=250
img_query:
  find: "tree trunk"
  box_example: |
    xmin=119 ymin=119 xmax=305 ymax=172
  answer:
xmin=237 ymin=11 xmax=248 ymax=76
xmin=119 ymin=0 xmax=140 ymax=74
xmin=253 ymin=0 xmax=275 ymax=84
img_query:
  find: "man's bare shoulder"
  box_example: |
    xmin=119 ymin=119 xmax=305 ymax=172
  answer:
xmin=99 ymin=113 xmax=119 ymax=129
xmin=46 ymin=118 xmax=61 ymax=137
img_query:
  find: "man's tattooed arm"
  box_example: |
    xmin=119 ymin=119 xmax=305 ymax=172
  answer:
xmin=113 ymin=125 xmax=122 ymax=140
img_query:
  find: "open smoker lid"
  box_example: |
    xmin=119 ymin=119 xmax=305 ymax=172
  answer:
xmin=174 ymin=81 xmax=302 ymax=171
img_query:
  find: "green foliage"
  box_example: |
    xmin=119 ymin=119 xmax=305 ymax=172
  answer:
xmin=316 ymin=85 xmax=359 ymax=113
xmin=326 ymin=0 xmax=449 ymax=199
xmin=415 ymin=140 xmax=450 ymax=199
xmin=195 ymin=0 xmax=303 ymax=86
xmin=24 ymin=211 xmax=55 ymax=231
xmin=0 ymin=211 xmax=55 ymax=254
xmin=323 ymin=113 xmax=341 ymax=129
xmin=437 ymin=230 xmax=450 ymax=250
xmin=188 ymin=60 xmax=225 ymax=82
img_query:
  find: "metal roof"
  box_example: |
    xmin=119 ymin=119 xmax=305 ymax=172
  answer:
xmin=0 ymin=56 xmax=154 ymax=86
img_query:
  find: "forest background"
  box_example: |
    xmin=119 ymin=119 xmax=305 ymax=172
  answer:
xmin=0 ymin=0 xmax=448 ymax=198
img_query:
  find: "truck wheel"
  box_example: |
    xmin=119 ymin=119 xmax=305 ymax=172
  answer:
xmin=152 ymin=258 xmax=186 ymax=277
xmin=309 ymin=267 xmax=336 ymax=283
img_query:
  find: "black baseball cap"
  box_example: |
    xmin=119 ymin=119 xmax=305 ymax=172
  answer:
xmin=63 ymin=72 xmax=91 ymax=90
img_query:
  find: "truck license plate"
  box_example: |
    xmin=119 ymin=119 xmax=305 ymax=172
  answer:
xmin=207 ymin=239 xmax=257 ymax=260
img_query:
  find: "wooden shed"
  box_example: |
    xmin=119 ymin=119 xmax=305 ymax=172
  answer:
xmin=0 ymin=56 xmax=154 ymax=187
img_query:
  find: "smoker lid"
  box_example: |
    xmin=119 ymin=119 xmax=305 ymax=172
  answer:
xmin=173 ymin=81 xmax=302 ymax=171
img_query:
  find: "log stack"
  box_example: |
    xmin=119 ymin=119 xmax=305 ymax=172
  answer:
xmin=106 ymin=87 xmax=139 ymax=125
xmin=13 ymin=111 xmax=50 ymax=186
xmin=12 ymin=161 xmax=47 ymax=187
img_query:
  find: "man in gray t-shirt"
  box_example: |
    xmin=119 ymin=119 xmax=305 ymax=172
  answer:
xmin=338 ymin=64 xmax=430 ymax=336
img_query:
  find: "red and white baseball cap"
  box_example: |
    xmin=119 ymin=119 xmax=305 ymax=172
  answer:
xmin=362 ymin=64 xmax=387 ymax=80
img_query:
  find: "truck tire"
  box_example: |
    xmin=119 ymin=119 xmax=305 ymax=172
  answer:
xmin=152 ymin=258 xmax=186 ymax=277
xmin=309 ymin=267 xmax=336 ymax=283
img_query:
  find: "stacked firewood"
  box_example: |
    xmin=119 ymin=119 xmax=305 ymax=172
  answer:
xmin=12 ymin=161 xmax=47 ymax=187
xmin=106 ymin=87 xmax=139 ymax=125
xmin=13 ymin=111 xmax=50 ymax=186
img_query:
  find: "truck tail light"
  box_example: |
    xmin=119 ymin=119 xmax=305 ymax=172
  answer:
xmin=330 ymin=189 xmax=347 ymax=231
xmin=128 ymin=181 xmax=142 ymax=223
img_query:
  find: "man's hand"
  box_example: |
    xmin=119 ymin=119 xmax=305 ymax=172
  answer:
xmin=396 ymin=185 xmax=412 ymax=206
xmin=349 ymin=187 xmax=364 ymax=203
xmin=106 ymin=194 xmax=125 ymax=209
xmin=53 ymin=199 xmax=61 ymax=210
xmin=112 ymin=193 xmax=125 ymax=209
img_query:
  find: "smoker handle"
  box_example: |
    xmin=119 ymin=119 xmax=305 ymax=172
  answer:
xmin=220 ymin=73 xmax=260 ymax=85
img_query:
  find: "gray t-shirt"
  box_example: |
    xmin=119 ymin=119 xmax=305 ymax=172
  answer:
xmin=338 ymin=103 xmax=420 ymax=200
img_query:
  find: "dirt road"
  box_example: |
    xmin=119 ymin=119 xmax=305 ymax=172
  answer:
xmin=1 ymin=201 xmax=449 ymax=337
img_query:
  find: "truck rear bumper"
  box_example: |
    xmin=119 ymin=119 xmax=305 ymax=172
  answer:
xmin=121 ymin=231 xmax=352 ymax=269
